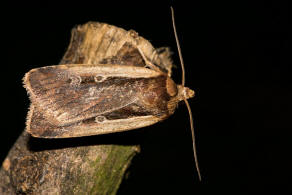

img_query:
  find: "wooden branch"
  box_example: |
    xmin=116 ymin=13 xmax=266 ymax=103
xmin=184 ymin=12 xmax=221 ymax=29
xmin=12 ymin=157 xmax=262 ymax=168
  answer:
xmin=1 ymin=131 xmax=139 ymax=194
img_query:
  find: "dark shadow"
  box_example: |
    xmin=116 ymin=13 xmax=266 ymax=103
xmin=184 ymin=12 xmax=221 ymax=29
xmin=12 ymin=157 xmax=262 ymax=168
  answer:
xmin=27 ymin=126 xmax=151 ymax=152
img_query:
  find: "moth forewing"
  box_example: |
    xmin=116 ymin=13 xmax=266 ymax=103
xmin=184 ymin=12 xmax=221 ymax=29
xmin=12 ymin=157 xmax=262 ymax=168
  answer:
xmin=24 ymin=64 xmax=162 ymax=125
xmin=23 ymin=64 xmax=193 ymax=138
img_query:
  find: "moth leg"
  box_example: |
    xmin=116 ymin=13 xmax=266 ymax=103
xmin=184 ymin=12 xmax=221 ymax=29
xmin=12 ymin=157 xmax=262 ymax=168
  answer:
xmin=137 ymin=47 xmax=163 ymax=73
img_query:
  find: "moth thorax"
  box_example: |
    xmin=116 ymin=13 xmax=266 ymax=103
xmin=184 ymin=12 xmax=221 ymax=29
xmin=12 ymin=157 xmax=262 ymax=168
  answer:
xmin=166 ymin=77 xmax=178 ymax=97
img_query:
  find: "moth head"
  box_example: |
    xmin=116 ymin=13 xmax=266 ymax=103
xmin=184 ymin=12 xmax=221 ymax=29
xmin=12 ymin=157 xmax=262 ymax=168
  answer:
xmin=178 ymin=85 xmax=195 ymax=100
xmin=166 ymin=77 xmax=194 ymax=99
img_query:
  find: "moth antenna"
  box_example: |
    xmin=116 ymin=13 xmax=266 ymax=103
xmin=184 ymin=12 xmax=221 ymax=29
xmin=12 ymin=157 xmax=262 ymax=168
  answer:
xmin=171 ymin=7 xmax=202 ymax=181
xmin=171 ymin=6 xmax=185 ymax=86
xmin=184 ymin=99 xmax=202 ymax=181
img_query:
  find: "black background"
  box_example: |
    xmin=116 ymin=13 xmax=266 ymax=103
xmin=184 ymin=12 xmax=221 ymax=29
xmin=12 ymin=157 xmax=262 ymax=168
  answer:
xmin=1 ymin=0 xmax=291 ymax=194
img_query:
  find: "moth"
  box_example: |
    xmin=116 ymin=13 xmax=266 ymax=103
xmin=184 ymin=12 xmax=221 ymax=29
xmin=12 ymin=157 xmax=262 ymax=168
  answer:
xmin=23 ymin=8 xmax=201 ymax=180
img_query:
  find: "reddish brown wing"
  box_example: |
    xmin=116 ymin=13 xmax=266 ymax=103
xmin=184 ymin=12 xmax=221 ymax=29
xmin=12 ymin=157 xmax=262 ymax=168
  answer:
xmin=24 ymin=64 xmax=176 ymax=138
xmin=24 ymin=64 xmax=163 ymax=126
xmin=27 ymin=104 xmax=163 ymax=138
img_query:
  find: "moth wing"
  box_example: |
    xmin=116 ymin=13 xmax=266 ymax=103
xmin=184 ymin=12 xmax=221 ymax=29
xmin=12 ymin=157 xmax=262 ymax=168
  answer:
xmin=24 ymin=64 xmax=161 ymax=126
xmin=27 ymin=104 xmax=165 ymax=138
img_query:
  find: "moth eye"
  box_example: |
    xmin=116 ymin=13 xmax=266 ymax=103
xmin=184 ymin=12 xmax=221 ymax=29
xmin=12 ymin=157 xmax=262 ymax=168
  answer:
xmin=95 ymin=116 xmax=106 ymax=123
xmin=94 ymin=75 xmax=106 ymax=82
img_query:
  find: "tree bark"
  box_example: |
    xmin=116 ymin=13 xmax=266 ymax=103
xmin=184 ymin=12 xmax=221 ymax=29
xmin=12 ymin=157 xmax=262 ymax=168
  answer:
xmin=1 ymin=131 xmax=139 ymax=195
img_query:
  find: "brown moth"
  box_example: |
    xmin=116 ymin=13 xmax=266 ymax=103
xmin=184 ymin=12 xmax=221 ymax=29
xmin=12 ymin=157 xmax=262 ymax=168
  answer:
xmin=23 ymin=8 xmax=201 ymax=180
xmin=24 ymin=63 xmax=194 ymax=137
